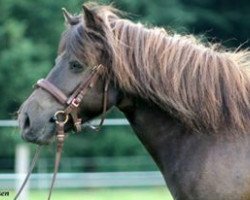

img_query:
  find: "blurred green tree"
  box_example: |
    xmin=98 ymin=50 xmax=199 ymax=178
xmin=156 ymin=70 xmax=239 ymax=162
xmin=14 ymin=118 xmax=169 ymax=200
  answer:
xmin=0 ymin=0 xmax=249 ymax=160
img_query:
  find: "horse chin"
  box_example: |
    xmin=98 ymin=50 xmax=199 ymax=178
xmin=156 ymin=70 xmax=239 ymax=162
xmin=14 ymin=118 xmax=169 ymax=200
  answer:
xmin=35 ymin=133 xmax=56 ymax=145
xmin=21 ymin=124 xmax=56 ymax=145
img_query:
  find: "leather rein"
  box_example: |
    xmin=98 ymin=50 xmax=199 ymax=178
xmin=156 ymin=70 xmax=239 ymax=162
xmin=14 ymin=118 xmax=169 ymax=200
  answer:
xmin=14 ymin=64 xmax=110 ymax=200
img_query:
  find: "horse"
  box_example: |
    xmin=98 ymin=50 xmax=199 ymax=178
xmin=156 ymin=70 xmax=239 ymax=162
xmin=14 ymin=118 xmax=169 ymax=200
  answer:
xmin=18 ymin=3 xmax=250 ymax=200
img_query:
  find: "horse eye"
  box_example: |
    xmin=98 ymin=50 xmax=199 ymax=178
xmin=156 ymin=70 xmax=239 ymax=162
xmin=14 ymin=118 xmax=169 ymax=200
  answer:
xmin=69 ymin=61 xmax=84 ymax=73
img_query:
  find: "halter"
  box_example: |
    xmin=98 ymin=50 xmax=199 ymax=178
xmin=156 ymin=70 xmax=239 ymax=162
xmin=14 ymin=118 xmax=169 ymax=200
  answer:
xmin=14 ymin=64 xmax=110 ymax=200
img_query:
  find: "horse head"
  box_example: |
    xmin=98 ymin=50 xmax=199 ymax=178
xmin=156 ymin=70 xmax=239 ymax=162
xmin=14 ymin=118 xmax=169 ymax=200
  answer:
xmin=18 ymin=5 xmax=121 ymax=144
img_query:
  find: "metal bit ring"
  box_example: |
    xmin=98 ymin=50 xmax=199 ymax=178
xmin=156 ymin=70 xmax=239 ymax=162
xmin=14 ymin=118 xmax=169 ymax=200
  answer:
xmin=54 ymin=111 xmax=69 ymax=124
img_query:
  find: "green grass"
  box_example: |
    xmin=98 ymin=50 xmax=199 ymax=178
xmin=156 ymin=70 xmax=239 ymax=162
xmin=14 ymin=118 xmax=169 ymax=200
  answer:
xmin=7 ymin=187 xmax=173 ymax=200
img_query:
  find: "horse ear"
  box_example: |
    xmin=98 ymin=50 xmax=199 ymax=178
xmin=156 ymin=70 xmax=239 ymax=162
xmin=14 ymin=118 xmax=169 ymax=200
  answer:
xmin=82 ymin=5 xmax=103 ymax=31
xmin=62 ymin=8 xmax=79 ymax=25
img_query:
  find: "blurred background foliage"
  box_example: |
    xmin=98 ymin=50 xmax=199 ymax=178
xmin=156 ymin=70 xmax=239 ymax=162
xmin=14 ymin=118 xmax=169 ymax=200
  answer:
xmin=0 ymin=0 xmax=249 ymax=167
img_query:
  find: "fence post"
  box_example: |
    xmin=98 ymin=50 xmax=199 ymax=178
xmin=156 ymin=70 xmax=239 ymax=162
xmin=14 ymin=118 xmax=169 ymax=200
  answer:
xmin=15 ymin=144 xmax=30 ymax=200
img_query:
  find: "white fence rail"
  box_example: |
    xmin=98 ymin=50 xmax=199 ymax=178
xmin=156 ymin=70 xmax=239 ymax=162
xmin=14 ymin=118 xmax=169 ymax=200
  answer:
xmin=0 ymin=171 xmax=165 ymax=189
xmin=0 ymin=119 xmax=130 ymax=127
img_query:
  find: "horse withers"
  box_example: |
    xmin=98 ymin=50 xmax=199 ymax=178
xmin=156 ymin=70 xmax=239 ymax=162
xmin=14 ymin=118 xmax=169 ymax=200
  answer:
xmin=18 ymin=3 xmax=250 ymax=200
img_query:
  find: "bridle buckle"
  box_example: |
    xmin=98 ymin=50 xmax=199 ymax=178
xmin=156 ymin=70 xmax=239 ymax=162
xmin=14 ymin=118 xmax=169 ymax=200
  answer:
xmin=72 ymin=98 xmax=80 ymax=107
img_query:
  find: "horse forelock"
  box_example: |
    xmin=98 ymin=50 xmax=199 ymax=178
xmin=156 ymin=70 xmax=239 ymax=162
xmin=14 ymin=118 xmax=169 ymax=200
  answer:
xmin=62 ymin=4 xmax=250 ymax=134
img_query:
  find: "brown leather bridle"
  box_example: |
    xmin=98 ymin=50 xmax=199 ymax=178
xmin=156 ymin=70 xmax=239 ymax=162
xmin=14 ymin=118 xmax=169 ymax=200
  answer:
xmin=14 ymin=64 xmax=110 ymax=200
xmin=37 ymin=64 xmax=109 ymax=133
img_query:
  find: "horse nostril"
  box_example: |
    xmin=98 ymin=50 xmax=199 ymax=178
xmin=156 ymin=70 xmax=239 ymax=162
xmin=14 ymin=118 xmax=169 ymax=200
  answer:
xmin=23 ymin=113 xmax=31 ymax=130
xmin=49 ymin=116 xmax=56 ymax=123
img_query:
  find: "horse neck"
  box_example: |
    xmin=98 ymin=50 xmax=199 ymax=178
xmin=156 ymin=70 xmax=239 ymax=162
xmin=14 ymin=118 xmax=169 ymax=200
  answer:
xmin=117 ymin=92 xmax=250 ymax=200
xmin=117 ymin=96 xmax=186 ymax=171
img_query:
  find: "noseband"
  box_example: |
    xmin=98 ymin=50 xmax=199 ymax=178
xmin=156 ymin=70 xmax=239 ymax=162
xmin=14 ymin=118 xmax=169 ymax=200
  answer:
xmin=14 ymin=64 xmax=110 ymax=200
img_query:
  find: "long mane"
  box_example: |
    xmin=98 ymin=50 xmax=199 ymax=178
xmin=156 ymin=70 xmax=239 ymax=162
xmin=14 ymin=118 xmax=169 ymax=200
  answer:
xmin=72 ymin=4 xmax=250 ymax=133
